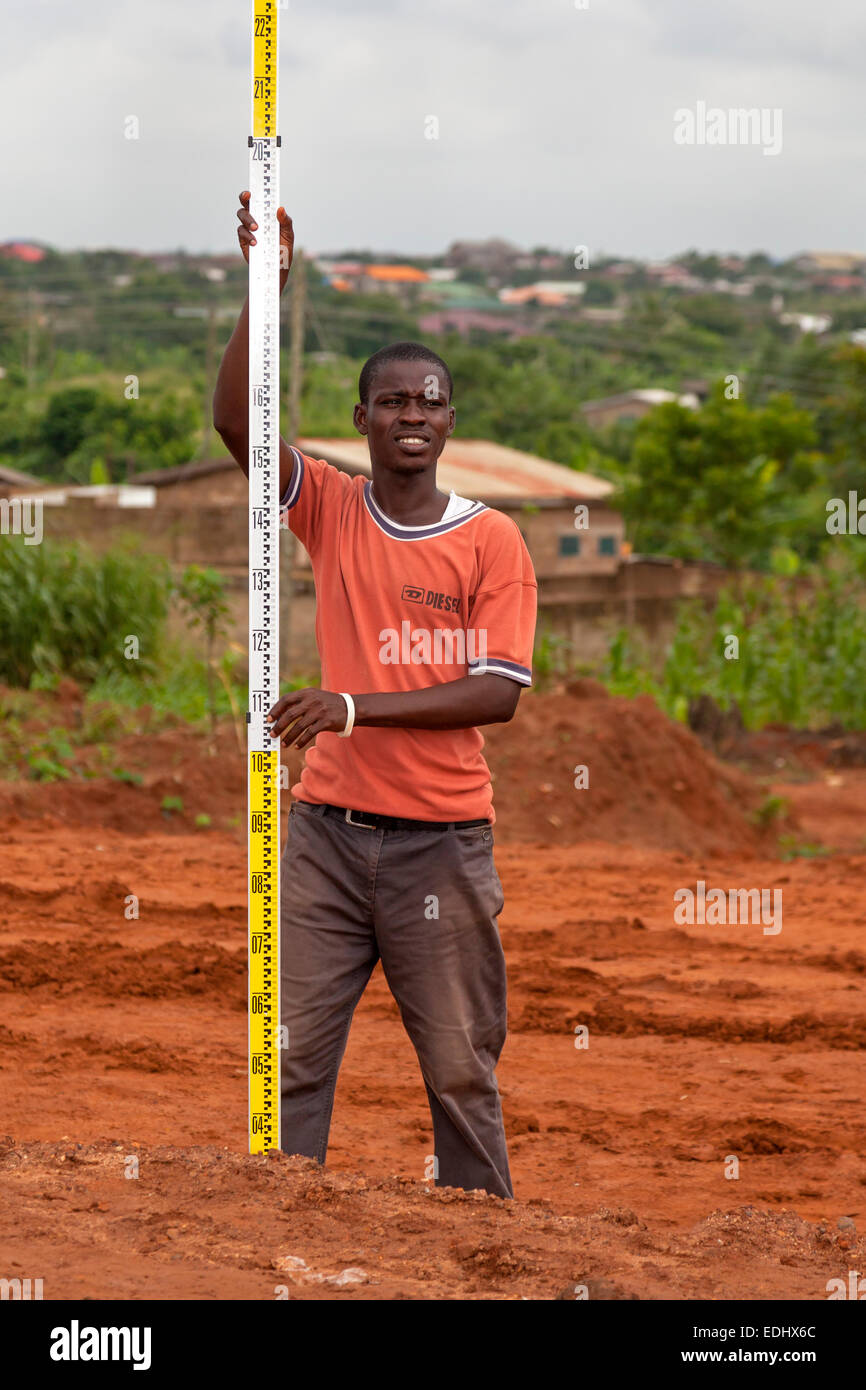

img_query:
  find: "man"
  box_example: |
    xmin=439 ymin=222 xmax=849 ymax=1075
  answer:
xmin=213 ymin=193 xmax=537 ymax=1199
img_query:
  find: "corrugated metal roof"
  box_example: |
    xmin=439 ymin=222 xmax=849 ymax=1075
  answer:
xmin=581 ymin=389 xmax=698 ymax=414
xmin=135 ymin=458 xmax=234 ymax=486
xmin=0 ymin=461 xmax=46 ymax=489
xmin=0 ymin=463 xmax=46 ymax=488
xmin=298 ymin=437 xmax=614 ymax=501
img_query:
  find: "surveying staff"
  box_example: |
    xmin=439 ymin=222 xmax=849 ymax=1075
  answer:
xmin=213 ymin=194 xmax=538 ymax=1199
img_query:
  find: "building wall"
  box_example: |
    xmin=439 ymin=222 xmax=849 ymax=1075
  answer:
xmin=507 ymin=503 xmax=624 ymax=579
xmin=136 ymin=479 xmax=625 ymax=582
xmin=35 ymin=500 xmax=726 ymax=676
xmin=536 ymin=561 xmax=733 ymax=664
xmin=149 ymin=468 xmax=247 ymax=508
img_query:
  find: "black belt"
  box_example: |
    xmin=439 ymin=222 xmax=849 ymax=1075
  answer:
xmin=299 ymin=801 xmax=491 ymax=833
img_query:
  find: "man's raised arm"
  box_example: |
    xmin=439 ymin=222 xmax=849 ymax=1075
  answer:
xmin=212 ymin=190 xmax=296 ymax=499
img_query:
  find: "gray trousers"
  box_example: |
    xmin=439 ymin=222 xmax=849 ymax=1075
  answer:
xmin=279 ymin=799 xmax=513 ymax=1198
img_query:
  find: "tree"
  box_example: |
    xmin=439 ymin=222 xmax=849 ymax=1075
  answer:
xmin=618 ymin=385 xmax=825 ymax=569
xmin=176 ymin=566 xmax=230 ymax=724
xmin=821 ymin=344 xmax=866 ymax=494
xmin=583 ymin=280 xmax=616 ymax=306
xmin=38 ymin=386 xmax=101 ymax=465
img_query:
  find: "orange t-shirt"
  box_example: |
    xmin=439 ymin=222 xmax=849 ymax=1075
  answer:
xmin=280 ymin=446 xmax=538 ymax=823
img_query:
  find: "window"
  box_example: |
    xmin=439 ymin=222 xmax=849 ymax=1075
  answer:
xmin=558 ymin=534 xmax=580 ymax=557
xmin=597 ymin=535 xmax=618 ymax=556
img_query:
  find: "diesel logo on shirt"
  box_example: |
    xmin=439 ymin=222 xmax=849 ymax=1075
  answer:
xmin=402 ymin=583 xmax=461 ymax=615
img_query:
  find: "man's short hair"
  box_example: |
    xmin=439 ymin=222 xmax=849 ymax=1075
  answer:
xmin=358 ymin=341 xmax=454 ymax=405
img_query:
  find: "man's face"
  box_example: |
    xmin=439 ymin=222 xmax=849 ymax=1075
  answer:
xmin=353 ymin=360 xmax=455 ymax=473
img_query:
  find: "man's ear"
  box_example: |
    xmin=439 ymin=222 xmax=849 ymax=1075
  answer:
xmin=353 ymin=402 xmax=367 ymax=435
xmin=446 ymin=404 xmax=456 ymax=436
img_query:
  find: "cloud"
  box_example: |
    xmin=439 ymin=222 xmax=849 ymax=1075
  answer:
xmin=0 ymin=0 xmax=864 ymax=259
xmin=642 ymin=0 xmax=866 ymax=74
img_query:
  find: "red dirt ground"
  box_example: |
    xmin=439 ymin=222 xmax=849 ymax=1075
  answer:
xmin=1 ymin=684 xmax=864 ymax=1299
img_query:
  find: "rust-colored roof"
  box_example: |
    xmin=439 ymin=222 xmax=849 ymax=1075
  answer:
xmin=127 ymin=442 xmax=614 ymax=505
xmin=297 ymin=437 xmax=614 ymax=502
xmin=134 ymin=458 xmax=235 ymax=486
xmin=0 ymin=242 xmax=47 ymax=263
xmin=0 ymin=463 xmax=46 ymax=488
xmin=364 ymin=265 xmax=430 ymax=283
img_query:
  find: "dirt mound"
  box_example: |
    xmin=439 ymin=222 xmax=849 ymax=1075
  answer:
xmin=485 ymin=685 xmax=785 ymax=853
xmin=1 ymin=685 xmax=784 ymax=855
xmin=0 ymin=1138 xmax=856 ymax=1300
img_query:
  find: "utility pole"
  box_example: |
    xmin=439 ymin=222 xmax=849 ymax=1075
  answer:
xmin=281 ymin=252 xmax=305 ymax=678
xmin=25 ymin=288 xmax=38 ymax=393
xmin=287 ymin=253 xmax=306 ymax=442
xmin=199 ymin=300 xmax=217 ymax=458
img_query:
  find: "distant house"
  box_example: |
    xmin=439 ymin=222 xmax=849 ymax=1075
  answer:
xmin=418 ymin=279 xmax=520 ymax=335
xmin=23 ymin=444 xmax=624 ymax=676
xmin=779 ymin=312 xmax=832 ymax=335
xmin=581 ymin=389 xmax=700 ymax=430
xmin=418 ymin=309 xmax=528 ymax=339
xmin=498 ymin=282 xmax=586 ymax=308
xmin=289 ymin=437 xmax=624 ymax=584
xmin=794 ymin=251 xmax=866 ymax=275
xmin=133 ymin=457 xmax=246 ymax=507
xmin=599 ymin=261 xmax=639 ymax=279
xmin=314 ymin=260 xmax=365 ymax=290
xmin=134 ymin=438 xmax=625 ymax=586
xmin=822 ymin=274 xmax=864 ymax=293
xmin=580 ymin=306 xmax=625 ymax=325
xmin=444 ymin=238 xmax=523 ymax=277
xmin=4 ymin=477 xmax=156 ymax=508
xmin=680 ymin=377 xmax=710 ymax=403
xmin=0 ymin=242 xmax=47 ymax=264
xmin=710 ymin=278 xmax=754 ymax=297
xmin=420 ymin=280 xmax=500 ymax=312
xmin=645 ymin=262 xmax=703 ymax=290
xmin=359 ymin=265 xmax=430 ymax=297
xmin=0 ymin=464 xmax=45 ymax=498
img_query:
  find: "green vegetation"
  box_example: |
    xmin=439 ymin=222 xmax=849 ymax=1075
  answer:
xmin=610 ymin=386 xmax=827 ymax=569
xmin=0 ymin=703 xmax=147 ymax=783
xmin=86 ymin=644 xmax=314 ymax=725
xmin=175 ymin=565 xmax=230 ymax=724
xmin=596 ymin=562 xmax=866 ymax=730
xmin=0 ymin=536 xmax=169 ymax=687
xmin=751 ymin=795 xmax=791 ymax=829
xmin=0 ymin=372 xmax=199 ymax=483
xmin=778 ymin=837 xmax=832 ymax=861
xmin=5 ymin=243 xmax=866 ymax=582
xmin=3 ymin=243 xmax=866 ymax=737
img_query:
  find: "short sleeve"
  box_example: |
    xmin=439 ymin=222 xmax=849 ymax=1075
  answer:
xmin=466 ymin=516 xmax=538 ymax=686
xmin=279 ymin=446 xmax=353 ymax=553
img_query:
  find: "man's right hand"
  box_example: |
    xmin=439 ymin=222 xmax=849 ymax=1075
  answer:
xmin=236 ymin=190 xmax=294 ymax=293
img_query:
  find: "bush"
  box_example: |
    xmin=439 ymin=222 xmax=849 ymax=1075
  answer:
xmin=0 ymin=537 xmax=169 ymax=687
xmin=604 ymin=565 xmax=866 ymax=731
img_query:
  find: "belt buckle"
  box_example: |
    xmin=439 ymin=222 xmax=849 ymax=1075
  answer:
xmin=345 ymin=807 xmax=376 ymax=830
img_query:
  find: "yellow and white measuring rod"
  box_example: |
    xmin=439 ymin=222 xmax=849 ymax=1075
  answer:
xmin=247 ymin=0 xmax=281 ymax=1155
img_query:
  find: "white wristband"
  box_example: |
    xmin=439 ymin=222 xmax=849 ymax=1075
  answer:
xmin=338 ymin=692 xmax=355 ymax=738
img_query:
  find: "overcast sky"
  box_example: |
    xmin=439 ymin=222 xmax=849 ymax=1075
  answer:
xmin=2 ymin=0 xmax=864 ymax=261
